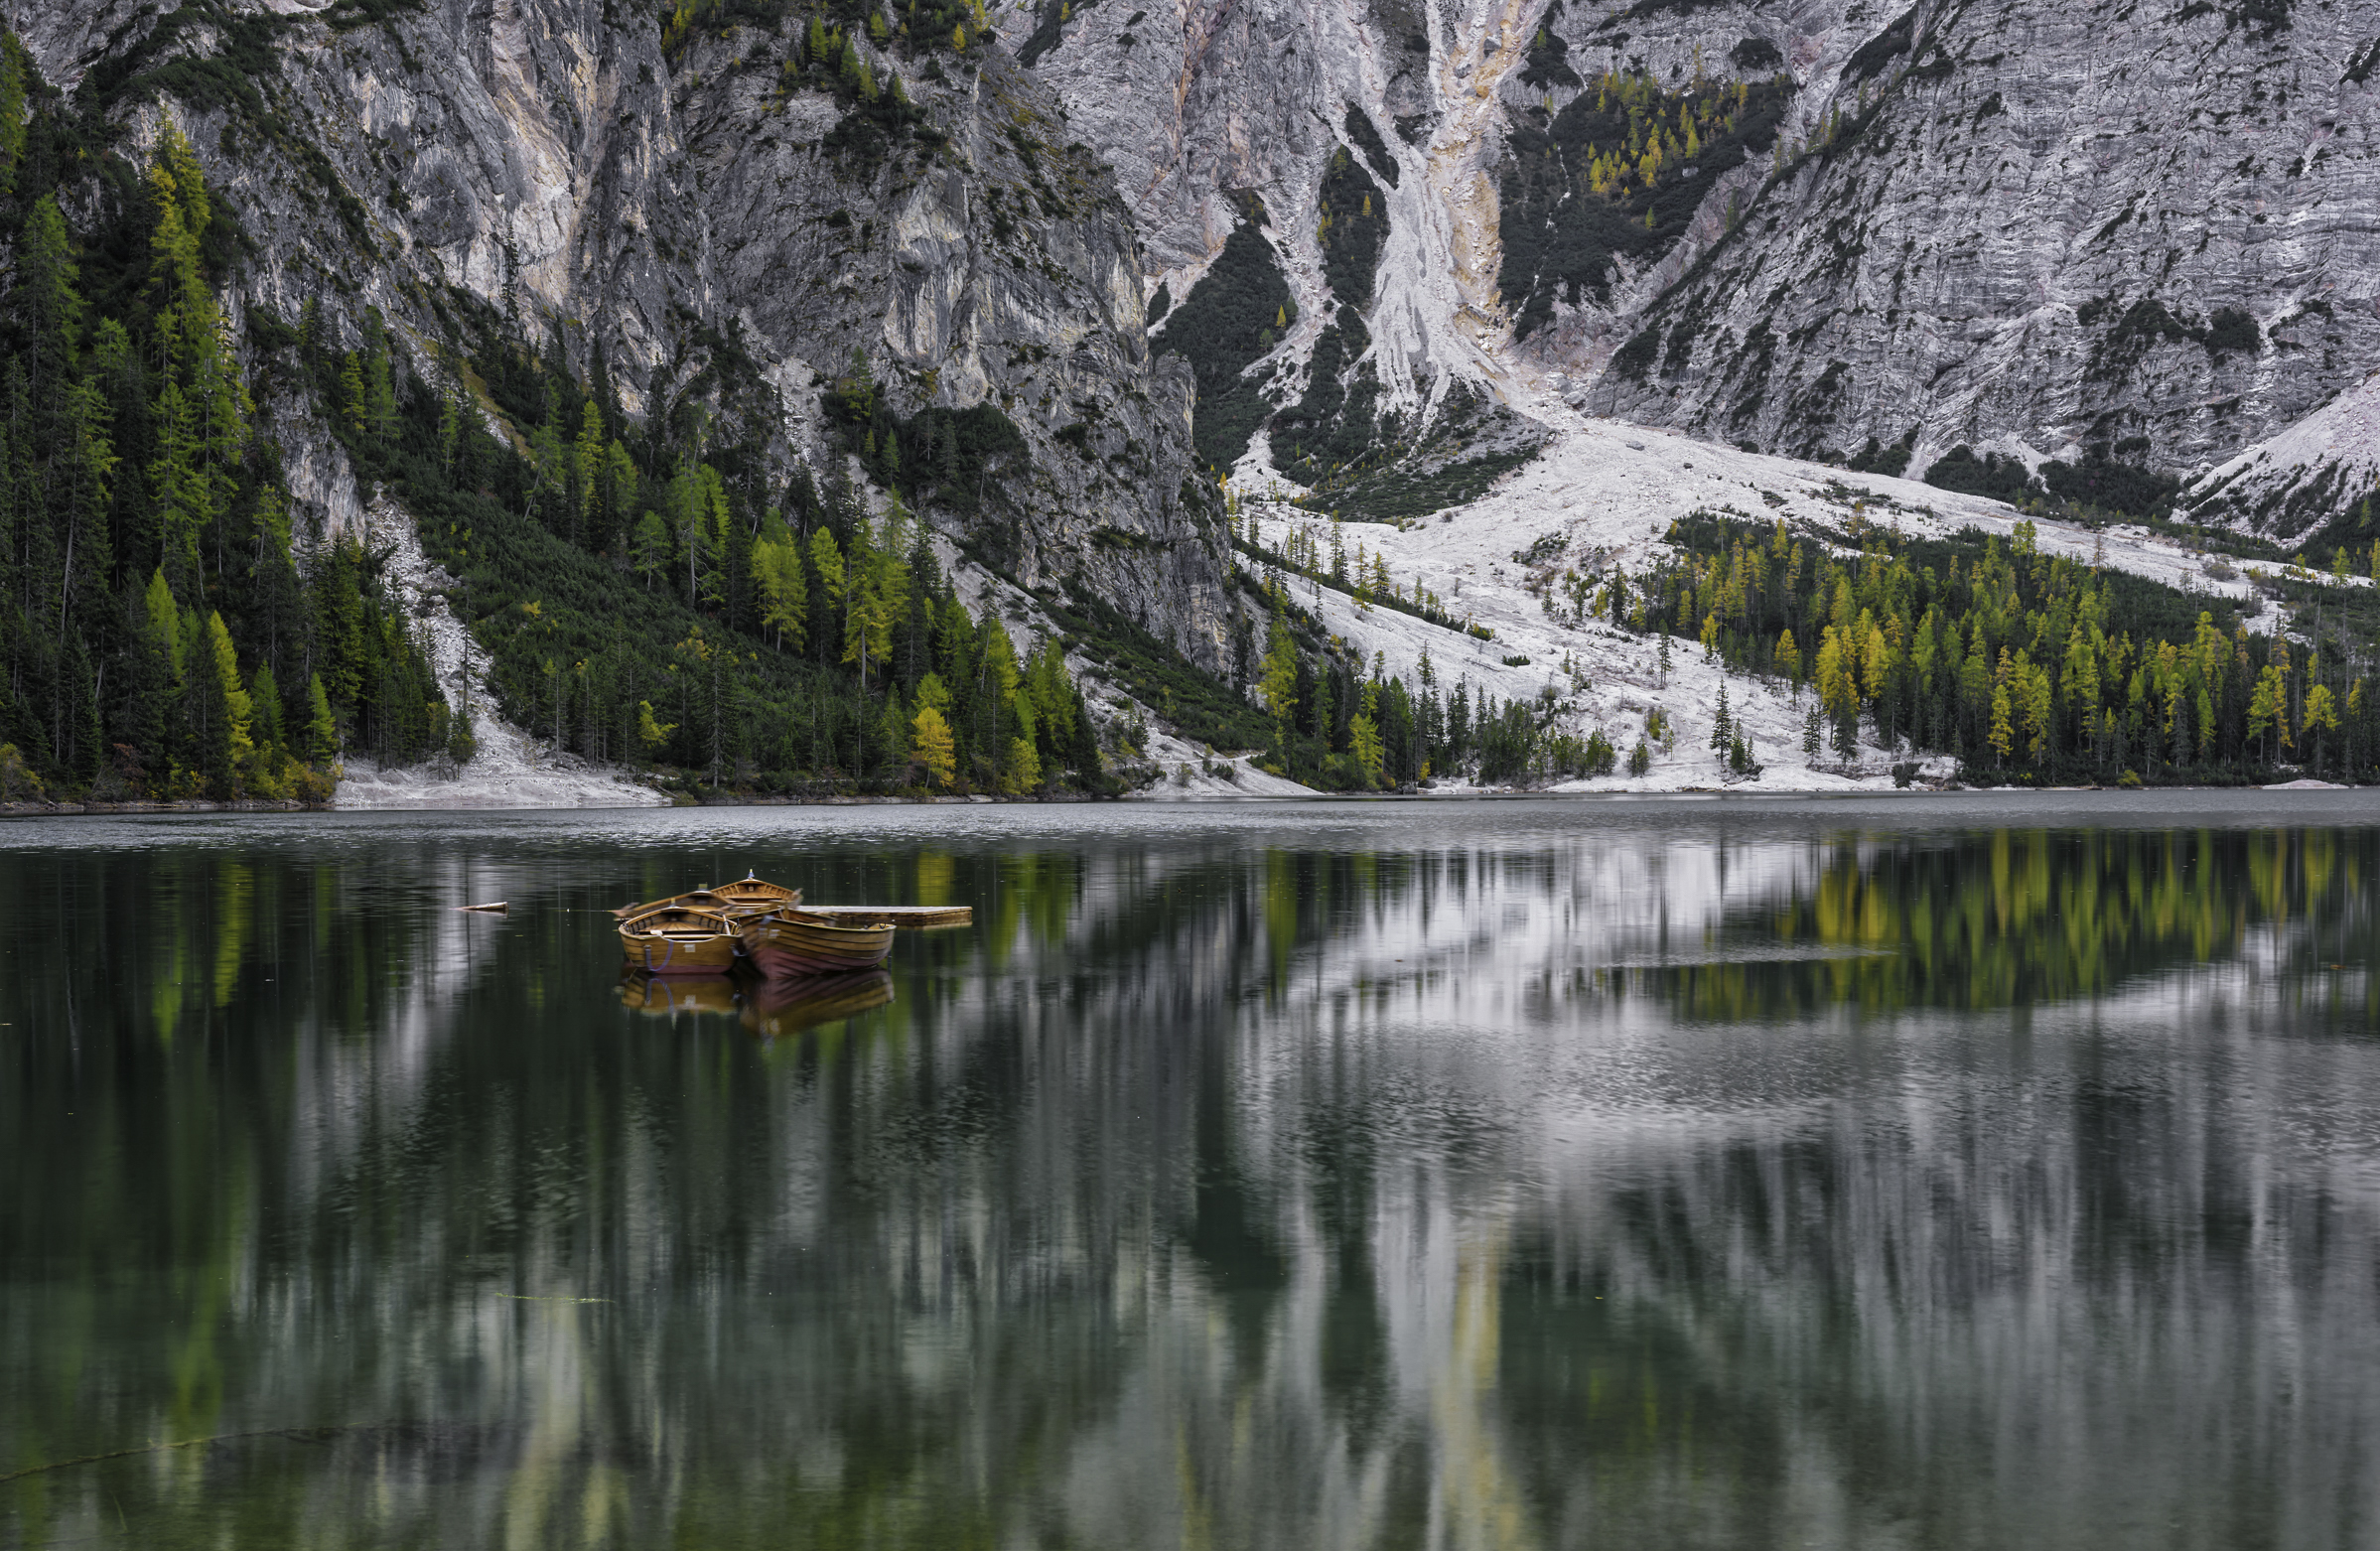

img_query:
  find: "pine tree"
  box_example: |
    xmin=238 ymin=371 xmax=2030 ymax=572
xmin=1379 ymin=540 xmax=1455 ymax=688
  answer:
xmin=2303 ymin=682 xmax=2340 ymax=773
xmin=362 ymin=320 xmax=397 ymax=444
xmin=1256 ymin=604 xmax=1299 ymax=749
xmin=912 ymin=675 xmax=957 ymax=788
xmin=807 ymin=525 xmax=847 ymax=663
xmin=753 ymin=527 xmax=808 ymax=650
xmin=630 ymin=509 xmax=673 ymax=590
xmin=203 ymin=611 xmax=253 ymax=792
xmin=602 ymin=441 xmax=636 ymax=552
xmin=1004 ymin=735 xmax=1041 ymax=793
xmin=316 ymin=539 xmax=367 ymax=716
xmin=249 ymin=663 xmax=285 ymax=757
xmin=1988 ymin=649 xmax=2015 ymax=766
xmin=573 ymin=399 xmax=604 ymax=545
xmin=339 ymin=352 xmax=367 ymax=435
xmin=1349 ymin=682 xmax=1385 ymax=786
xmin=437 ymin=385 xmax=461 ymax=476
xmin=2248 ymin=662 xmax=2289 ymax=764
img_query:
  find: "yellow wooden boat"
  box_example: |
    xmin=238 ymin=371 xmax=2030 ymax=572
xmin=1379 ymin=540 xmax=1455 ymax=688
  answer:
xmin=618 ymin=906 xmax=745 ymax=975
xmin=613 ymin=873 xmax=801 ymax=921
xmin=741 ymin=908 xmax=898 ymax=978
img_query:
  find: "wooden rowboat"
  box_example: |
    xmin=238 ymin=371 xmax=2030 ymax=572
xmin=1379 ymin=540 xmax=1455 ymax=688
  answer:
xmin=618 ymin=906 xmax=744 ymax=975
xmin=613 ymin=873 xmax=801 ymax=921
xmin=740 ymin=909 xmax=897 ymax=978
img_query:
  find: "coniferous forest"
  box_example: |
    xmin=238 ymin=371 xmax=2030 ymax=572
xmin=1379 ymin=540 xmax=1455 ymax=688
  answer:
xmin=1623 ymin=513 xmax=2380 ymax=784
xmin=0 ymin=30 xmax=1111 ymax=804
xmin=0 ymin=58 xmax=375 ymax=803
xmin=0 ymin=12 xmax=1615 ymax=807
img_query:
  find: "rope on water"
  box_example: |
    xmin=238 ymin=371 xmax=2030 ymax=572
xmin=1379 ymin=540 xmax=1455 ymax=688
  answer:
xmin=0 ymin=1423 xmax=390 ymax=1484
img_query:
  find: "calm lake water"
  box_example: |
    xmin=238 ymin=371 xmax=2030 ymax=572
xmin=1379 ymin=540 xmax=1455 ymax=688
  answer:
xmin=3 ymin=792 xmax=2379 ymax=1550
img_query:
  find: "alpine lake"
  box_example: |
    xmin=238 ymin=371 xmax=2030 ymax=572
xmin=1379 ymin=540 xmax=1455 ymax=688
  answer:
xmin=3 ymin=791 xmax=2378 ymax=1550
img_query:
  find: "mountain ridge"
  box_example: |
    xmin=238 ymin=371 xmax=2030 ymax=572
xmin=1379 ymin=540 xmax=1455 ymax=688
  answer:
xmin=0 ymin=0 xmax=2374 ymax=805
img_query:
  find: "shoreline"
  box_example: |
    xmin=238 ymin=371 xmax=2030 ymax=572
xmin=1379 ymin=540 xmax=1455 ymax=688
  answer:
xmin=0 ymin=798 xmax=329 ymax=818
xmin=0 ymin=781 xmax=2356 ymax=819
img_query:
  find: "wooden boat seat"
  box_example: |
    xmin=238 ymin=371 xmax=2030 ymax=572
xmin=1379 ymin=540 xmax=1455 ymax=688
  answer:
xmin=619 ymin=907 xmax=742 ymax=937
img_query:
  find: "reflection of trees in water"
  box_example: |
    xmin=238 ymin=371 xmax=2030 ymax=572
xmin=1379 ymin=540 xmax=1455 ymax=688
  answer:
xmin=4 ymin=823 xmax=2379 ymax=1547
xmin=1645 ymin=827 xmax=2380 ymax=1023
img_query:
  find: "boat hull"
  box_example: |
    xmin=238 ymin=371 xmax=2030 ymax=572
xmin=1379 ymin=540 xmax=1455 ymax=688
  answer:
xmin=617 ymin=907 xmax=746 ymax=976
xmin=742 ymin=915 xmax=897 ymax=978
xmin=620 ymin=933 xmax=743 ymax=975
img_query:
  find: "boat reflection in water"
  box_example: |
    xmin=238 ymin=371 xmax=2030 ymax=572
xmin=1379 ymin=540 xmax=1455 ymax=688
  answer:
xmin=744 ymin=968 xmax=894 ymax=1038
xmin=618 ymin=965 xmax=894 ymax=1039
xmin=617 ymin=969 xmax=747 ymax=1019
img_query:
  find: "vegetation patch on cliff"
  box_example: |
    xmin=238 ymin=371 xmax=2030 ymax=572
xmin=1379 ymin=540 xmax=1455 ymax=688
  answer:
xmin=1497 ymin=67 xmax=1793 ymax=339
xmin=1271 ymin=309 xmax=1381 ymax=488
xmin=1921 ymin=446 xmax=2032 ymax=503
xmin=1341 ymin=105 xmax=1400 ymax=187
xmin=1155 ymin=196 xmax=1295 ymax=469
xmin=374 ymin=324 xmax=1111 ymax=795
xmin=2037 ymin=449 xmax=2182 ymax=520
xmin=1316 ymin=146 xmax=1387 ymax=309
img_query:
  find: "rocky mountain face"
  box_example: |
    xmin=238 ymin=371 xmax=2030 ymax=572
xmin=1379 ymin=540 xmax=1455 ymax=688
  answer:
xmin=7 ymin=0 xmax=1236 ymax=668
xmin=41 ymin=0 xmax=2371 ymax=556
xmin=1008 ymin=0 xmax=2380 ymax=542
xmin=16 ymin=0 xmax=2374 ymax=800
xmin=1579 ymin=0 xmax=2380 ymax=510
xmin=1010 ymin=0 xmax=1550 ymax=483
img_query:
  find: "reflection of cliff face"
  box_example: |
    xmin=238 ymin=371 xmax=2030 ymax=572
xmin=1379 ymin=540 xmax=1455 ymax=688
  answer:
xmin=3 ymin=818 xmax=2377 ymax=1548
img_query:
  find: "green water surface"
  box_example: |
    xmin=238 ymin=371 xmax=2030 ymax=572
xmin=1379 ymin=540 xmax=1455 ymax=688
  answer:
xmin=2 ymin=792 xmax=2377 ymax=1549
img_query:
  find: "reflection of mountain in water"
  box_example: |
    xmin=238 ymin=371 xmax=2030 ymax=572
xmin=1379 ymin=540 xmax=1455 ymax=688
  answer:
xmin=2 ymin=811 xmax=2377 ymax=1547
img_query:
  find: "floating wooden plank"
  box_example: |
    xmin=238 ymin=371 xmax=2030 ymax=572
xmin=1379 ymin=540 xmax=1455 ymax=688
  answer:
xmin=795 ymin=905 xmax=973 ymax=929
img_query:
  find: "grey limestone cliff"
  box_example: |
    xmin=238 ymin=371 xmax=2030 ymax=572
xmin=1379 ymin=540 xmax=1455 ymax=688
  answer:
xmin=1577 ymin=0 xmax=2380 ymax=502
xmin=1009 ymin=0 xmax=2380 ymax=538
xmin=31 ymin=0 xmax=2380 ymax=591
xmin=7 ymin=0 xmax=1236 ymax=666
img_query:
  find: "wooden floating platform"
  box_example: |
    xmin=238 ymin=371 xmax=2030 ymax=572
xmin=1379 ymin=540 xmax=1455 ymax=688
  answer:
xmin=795 ymin=905 xmax=973 ymax=929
